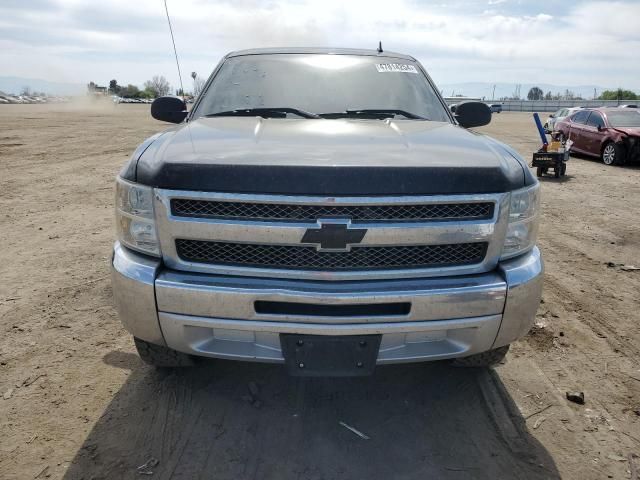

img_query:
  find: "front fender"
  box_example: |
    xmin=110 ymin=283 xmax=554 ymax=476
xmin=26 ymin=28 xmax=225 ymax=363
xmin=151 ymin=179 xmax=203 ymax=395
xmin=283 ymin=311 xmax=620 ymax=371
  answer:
xmin=119 ymin=132 xmax=165 ymax=182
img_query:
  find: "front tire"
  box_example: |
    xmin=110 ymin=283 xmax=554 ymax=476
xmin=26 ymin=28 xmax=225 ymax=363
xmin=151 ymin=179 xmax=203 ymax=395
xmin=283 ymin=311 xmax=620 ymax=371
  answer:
xmin=452 ymin=345 xmax=509 ymax=368
xmin=602 ymin=142 xmax=625 ymax=166
xmin=134 ymin=337 xmax=196 ymax=368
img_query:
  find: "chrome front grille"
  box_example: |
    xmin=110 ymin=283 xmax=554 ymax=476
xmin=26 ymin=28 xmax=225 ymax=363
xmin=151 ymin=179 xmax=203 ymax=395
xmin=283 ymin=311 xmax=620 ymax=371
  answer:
xmin=171 ymin=199 xmax=494 ymax=223
xmin=176 ymin=240 xmax=488 ymax=271
xmin=154 ymin=190 xmax=510 ymax=281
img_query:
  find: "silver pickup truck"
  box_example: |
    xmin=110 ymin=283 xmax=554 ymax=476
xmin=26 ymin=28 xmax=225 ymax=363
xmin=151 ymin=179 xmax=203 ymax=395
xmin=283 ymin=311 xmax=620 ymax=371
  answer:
xmin=112 ymin=48 xmax=542 ymax=376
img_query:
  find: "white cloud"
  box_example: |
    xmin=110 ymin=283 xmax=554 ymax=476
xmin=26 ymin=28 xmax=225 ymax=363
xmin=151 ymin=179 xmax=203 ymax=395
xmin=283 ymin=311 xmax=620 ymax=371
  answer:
xmin=0 ymin=0 xmax=638 ymax=90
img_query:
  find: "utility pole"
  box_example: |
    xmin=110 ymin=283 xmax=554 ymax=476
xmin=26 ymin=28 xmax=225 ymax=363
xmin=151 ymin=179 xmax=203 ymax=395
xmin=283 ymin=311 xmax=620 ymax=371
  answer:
xmin=492 ymin=84 xmax=496 ymax=100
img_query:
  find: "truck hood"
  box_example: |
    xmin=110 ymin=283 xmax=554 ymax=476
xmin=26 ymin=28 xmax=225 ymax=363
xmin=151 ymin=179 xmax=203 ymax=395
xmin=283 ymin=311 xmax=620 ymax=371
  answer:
xmin=134 ymin=117 xmax=530 ymax=195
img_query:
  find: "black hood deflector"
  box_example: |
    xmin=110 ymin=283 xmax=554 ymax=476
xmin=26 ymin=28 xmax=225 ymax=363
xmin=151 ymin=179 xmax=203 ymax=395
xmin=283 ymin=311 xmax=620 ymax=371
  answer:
xmin=132 ymin=118 xmax=531 ymax=195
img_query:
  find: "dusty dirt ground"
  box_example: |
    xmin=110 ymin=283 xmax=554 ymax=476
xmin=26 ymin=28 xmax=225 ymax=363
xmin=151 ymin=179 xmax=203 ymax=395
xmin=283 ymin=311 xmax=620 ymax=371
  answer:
xmin=0 ymin=104 xmax=639 ymax=479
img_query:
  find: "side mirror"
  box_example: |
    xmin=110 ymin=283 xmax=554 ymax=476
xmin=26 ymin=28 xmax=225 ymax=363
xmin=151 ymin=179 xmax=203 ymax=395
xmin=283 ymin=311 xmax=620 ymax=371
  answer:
xmin=151 ymin=96 xmax=187 ymax=123
xmin=549 ymin=114 xmax=555 ymax=118
xmin=597 ymin=124 xmax=603 ymax=132
xmin=454 ymin=101 xmax=491 ymax=128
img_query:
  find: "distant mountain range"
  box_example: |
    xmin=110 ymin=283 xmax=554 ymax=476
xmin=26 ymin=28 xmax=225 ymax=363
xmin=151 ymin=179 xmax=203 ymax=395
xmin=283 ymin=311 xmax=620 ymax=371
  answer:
xmin=436 ymin=82 xmax=639 ymax=100
xmin=0 ymin=76 xmax=85 ymax=96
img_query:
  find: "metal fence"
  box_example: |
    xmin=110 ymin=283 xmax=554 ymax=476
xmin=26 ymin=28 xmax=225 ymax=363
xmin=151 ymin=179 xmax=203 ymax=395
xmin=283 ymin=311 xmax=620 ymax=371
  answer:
xmin=444 ymin=99 xmax=636 ymax=113
xmin=497 ymin=100 xmax=635 ymax=112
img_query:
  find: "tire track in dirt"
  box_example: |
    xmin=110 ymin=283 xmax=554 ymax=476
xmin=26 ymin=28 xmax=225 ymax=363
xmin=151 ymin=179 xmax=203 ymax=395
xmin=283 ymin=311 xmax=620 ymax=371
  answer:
xmin=540 ymin=234 xmax=640 ymax=360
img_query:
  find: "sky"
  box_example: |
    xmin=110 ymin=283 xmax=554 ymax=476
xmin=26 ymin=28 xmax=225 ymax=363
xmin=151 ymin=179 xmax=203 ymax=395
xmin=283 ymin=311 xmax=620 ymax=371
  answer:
xmin=1 ymin=0 xmax=639 ymax=93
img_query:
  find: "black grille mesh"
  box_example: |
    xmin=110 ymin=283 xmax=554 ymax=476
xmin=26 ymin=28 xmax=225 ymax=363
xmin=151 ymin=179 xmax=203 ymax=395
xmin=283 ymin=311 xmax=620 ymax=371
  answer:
xmin=176 ymin=240 xmax=487 ymax=271
xmin=171 ymin=199 xmax=493 ymax=223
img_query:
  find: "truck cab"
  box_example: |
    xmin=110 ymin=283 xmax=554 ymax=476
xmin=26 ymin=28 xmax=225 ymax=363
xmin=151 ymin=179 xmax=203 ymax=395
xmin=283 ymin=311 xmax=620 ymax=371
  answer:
xmin=112 ymin=48 xmax=542 ymax=375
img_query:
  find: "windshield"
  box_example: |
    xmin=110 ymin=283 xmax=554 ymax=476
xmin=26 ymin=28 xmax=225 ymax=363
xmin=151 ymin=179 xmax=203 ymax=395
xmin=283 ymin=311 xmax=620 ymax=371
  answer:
xmin=193 ymin=54 xmax=450 ymax=121
xmin=606 ymin=111 xmax=640 ymax=127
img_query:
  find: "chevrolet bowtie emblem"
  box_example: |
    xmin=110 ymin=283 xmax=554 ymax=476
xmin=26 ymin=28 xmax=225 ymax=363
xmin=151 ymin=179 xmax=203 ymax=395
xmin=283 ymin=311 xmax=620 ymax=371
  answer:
xmin=301 ymin=220 xmax=367 ymax=251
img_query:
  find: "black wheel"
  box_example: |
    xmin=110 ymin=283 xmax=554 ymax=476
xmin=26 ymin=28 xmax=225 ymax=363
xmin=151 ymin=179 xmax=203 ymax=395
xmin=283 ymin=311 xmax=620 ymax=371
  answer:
xmin=134 ymin=337 xmax=196 ymax=368
xmin=451 ymin=345 xmax=509 ymax=368
xmin=536 ymin=167 xmax=543 ymax=177
xmin=554 ymin=166 xmax=561 ymax=178
xmin=561 ymin=163 xmax=567 ymax=176
xmin=602 ymin=142 xmax=625 ymax=166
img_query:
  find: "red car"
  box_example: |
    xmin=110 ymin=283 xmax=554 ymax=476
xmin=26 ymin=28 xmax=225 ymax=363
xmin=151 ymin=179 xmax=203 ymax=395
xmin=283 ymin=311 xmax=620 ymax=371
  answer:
xmin=555 ymin=108 xmax=640 ymax=165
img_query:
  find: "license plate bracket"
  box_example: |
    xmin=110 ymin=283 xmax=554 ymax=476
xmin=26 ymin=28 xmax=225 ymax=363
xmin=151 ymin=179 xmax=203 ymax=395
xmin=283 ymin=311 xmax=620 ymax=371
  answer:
xmin=280 ymin=334 xmax=382 ymax=377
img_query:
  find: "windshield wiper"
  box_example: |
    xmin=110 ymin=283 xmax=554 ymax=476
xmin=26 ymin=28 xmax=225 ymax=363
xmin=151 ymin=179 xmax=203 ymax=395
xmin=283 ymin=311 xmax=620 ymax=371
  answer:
xmin=204 ymin=107 xmax=320 ymax=119
xmin=319 ymin=109 xmax=427 ymax=120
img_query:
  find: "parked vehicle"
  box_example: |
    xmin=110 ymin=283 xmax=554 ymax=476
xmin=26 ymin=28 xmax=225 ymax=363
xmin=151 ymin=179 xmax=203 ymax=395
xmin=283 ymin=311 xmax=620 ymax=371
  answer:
xmin=618 ymin=104 xmax=638 ymax=108
xmin=112 ymin=48 xmax=543 ymax=375
xmin=0 ymin=94 xmax=68 ymax=104
xmin=487 ymin=103 xmax=502 ymax=113
xmin=554 ymin=108 xmax=640 ymax=165
xmin=544 ymin=107 xmax=582 ymax=133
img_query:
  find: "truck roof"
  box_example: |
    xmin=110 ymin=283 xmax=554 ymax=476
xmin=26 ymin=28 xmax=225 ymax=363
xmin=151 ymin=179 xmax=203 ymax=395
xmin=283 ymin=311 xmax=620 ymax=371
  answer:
xmin=226 ymin=47 xmax=416 ymax=61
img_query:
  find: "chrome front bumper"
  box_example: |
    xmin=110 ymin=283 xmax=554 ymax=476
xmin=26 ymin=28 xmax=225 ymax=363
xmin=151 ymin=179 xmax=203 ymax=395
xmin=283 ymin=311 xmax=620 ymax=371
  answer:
xmin=111 ymin=242 xmax=543 ymax=363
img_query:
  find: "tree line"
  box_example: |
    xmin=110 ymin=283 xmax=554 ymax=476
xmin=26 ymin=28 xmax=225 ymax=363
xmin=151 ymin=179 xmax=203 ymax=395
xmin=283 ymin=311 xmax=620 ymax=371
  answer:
xmin=87 ymin=75 xmax=179 ymax=99
xmin=597 ymin=88 xmax=638 ymax=101
xmin=107 ymin=75 xmax=172 ymax=99
xmin=525 ymin=86 xmax=638 ymax=101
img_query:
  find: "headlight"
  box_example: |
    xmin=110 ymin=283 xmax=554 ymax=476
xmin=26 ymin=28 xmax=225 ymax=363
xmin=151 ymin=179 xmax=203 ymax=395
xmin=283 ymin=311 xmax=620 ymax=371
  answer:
xmin=115 ymin=177 xmax=160 ymax=256
xmin=501 ymin=183 xmax=540 ymax=260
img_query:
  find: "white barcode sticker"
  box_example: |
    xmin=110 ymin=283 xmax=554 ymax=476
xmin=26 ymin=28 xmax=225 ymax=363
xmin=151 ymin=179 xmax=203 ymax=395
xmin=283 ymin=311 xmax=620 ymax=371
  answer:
xmin=375 ymin=63 xmax=418 ymax=73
